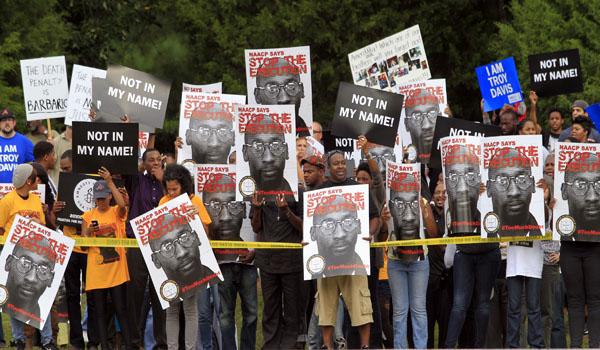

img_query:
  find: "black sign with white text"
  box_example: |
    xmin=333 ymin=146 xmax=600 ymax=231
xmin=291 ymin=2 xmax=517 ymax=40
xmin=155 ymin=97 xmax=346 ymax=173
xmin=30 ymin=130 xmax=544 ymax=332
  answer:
xmin=528 ymin=49 xmax=583 ymax=97
xmin=56 ymin=173 xmax=101 ymax=228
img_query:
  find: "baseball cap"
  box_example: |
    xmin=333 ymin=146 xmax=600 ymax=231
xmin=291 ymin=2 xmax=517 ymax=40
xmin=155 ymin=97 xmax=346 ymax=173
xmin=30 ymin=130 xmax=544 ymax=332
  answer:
xmin=572 ymin=100 xmax=589 ymax=110
xmin=12 ymin=164 xmax=34 ymax=188
xmin=0 ymin=108 xmax=14 ymax=121
xmin=93 ymin=180 xmax=111 ymax=199
xmin=301 ymin=155 xmax=325 ymax=169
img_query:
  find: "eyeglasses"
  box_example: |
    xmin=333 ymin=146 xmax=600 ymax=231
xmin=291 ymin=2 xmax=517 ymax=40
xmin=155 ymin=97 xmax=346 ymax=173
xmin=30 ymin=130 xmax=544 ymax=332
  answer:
xmin=565 ymin=179 xmax=600 ymax=196
xmin=388 ymin=199 xmax=419 ymax=214
xmin=257 ymin=81 xmax=303 ymax=99
xmin=406 ymin=111 xmax=437 ymax=125
xmin=9 ymin=254 xmax=53 ymax=281
xmin=244 ymin=141 xmax=287 ymax=157
xmin=204 ymin=200 xmax=245 ymax=217
xmin=152 ymin=230 xmax=197 ymax=258
xmin=445 ymin=171 xmax=480 ymax=189
xmin=489 ymin=174 xmax=533 ymax=191
xmin=314 ymin=218 xmax=359 ymax=235
xmin=189 ymin=127 xmax=233 ymax=142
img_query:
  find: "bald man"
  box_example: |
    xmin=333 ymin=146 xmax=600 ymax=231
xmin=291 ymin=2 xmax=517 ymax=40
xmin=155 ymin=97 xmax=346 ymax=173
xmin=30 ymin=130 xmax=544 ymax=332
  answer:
xmin=186 ymin=104 xmax=235 ymax=164
xmin=404 ymin=89 xmax=440 ymax=163
xmin=254 ymin=57 xmax=309 ymax=136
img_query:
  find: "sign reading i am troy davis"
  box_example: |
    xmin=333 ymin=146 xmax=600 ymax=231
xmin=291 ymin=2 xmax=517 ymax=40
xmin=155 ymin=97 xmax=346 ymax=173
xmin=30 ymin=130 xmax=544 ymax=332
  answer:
xmin=72 ymin=122 xmax=139 ymax=175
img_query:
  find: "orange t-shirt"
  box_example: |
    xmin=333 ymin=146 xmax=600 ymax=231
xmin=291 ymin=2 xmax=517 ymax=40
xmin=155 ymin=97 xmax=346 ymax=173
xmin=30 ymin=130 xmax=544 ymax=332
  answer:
xmin=0 ymin=190 xmax=45 ymax=235
xmin=159 ymin=194 xmax=212 ymax=226
xmin=82 ymin=206 xmax=130 ymax=291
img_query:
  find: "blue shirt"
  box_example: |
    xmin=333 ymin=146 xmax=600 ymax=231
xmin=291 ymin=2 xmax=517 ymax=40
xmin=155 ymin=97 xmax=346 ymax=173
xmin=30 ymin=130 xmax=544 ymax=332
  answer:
xmin=0 ymin=132 xmax=34 ymax=183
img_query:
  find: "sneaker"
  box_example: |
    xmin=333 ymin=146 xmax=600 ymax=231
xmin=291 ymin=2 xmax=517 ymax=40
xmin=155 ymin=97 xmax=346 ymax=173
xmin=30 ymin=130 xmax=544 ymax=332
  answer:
xmin=14 ymin=340 xmax=25 ymax=350
xmin=335 ymin=337 xmax=347 ymax=350
xmin=41 ymin=341 xmax=59 ymax=350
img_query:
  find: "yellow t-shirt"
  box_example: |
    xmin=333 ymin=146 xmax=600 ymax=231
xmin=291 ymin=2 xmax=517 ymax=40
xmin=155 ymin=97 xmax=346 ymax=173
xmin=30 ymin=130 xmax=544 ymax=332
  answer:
xmin=82 ymin=206 xmax=130 ymax=291
xmin=0 ymin=190 xmax=45 ymax=235
xmin=159 ymin=194 xmax=212 ymax=226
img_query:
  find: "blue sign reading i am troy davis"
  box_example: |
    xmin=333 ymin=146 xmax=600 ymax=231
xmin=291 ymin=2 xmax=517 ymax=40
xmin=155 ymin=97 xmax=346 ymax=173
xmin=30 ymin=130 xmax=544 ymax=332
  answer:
xmin=476 ymin=57 xmax=523 ymax=112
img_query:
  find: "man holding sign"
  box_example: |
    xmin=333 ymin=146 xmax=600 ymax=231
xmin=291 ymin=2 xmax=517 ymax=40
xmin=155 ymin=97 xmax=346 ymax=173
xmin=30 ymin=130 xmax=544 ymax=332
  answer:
xmin=0 ymin=109 xmax=34 ymax=183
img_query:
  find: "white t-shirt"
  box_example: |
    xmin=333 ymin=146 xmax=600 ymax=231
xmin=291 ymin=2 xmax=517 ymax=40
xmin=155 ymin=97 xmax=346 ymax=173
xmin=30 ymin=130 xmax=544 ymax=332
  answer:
xmin=506 ymin=240 xmax=543 ymax=279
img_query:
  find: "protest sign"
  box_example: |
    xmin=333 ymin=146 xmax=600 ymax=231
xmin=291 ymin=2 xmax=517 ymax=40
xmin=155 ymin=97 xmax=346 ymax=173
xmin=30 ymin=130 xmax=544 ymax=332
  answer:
xmin=331 ymin=82 xmax=404 ymax=147
xmin=585 ymin=103 xmax=600 ymax=131
xmin=131 ymin=194 xmax=222 ymax=309
xmin=178 ymin=92 xmax=245 ymax=165
xmin=528 ymin=49 xmax=582 ymax=97
xmin=245 ymin=45 xmax=312 ymax=136
xmin=0 ymin=184 xmax=45 ymax=203
xmin=303 ymin=184 xmax=370 ymax=280
xmin=20 ymin=56 xmax=69 ymax=120
xmin=440 ymin=135 xmax=482 ymax=236
xmin=430 ymin=117 xmax=501 ymax=169
xmin=352 ymin=136 xmax=402 ymax=176
xmin=65 ymin=65 xmax=107 ymax=125
xmin=476 ymin=57 xmax=523 ymax=112
xmin=553 ymin=142 xmax=600 ymax=242
xmin=56 ymin=173 xmax=101 ymax=228
xmin=194 ymin=165 xmax=256 ymax=263
xmin=305 ymin=136 xmax=324 ymax=158
xmin=139 ymin=131 xmax=149 ymax=157
xmin=386 ymin=162 xmax=424 ymax=262
xmin=479 ymin=135 xmax=545 ymax=238
xmin=235 ymin=104 xmax=297 ymax=201
xmin=97 ymin=65 xmax=171 ymax=130
xmin=348 ymin=25 xmax=431 ymax=91
xmin=397 ymin=79 xmax=447 ymax=164
xmin=0 ymin=215 xmax=74 ymax=329
xmin=72 ymin=122 xmax=139 ymax=175
xmin=182 ymin=82 xmax=222 ymax=94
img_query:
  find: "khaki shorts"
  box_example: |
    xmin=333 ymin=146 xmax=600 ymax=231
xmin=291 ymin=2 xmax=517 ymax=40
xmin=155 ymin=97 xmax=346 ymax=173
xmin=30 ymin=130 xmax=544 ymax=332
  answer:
xmin=316 ymin=275 xmax=373 ymax=327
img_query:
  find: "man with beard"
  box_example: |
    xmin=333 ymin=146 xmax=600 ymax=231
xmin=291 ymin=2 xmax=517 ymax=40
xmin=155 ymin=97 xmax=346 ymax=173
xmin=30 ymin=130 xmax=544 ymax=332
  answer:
xmin=254 ymin=57 xmax=309 ymax=136
xmin=443 ymin=144 xmax=500 ymax=348
xmin=310 ymin=195 xmax=367 ymax=278
xmin=0 ymin=108 xmax=34 ymax=183
xmin=185 ymin=104 xmax=234 ymax=164
xmin=404 ymin=89 xmax=440 ymax=163
xmin=242 ymin=114 xmax=293 ymax=200
xmin=486 ymin=148 xmax=542 ymax=237
xmin=561 ymin=152 xmax=600 ymax=241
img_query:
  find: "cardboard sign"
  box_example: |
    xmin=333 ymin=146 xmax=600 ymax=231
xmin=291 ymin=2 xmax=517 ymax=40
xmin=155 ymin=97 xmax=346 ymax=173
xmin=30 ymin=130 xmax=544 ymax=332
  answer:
xmin=348 ymin=25 xmax=431 ymax=91
xmin=56 ymin=173 xmax=101 ymax=228
xmin=303 ymin=184 xmax=370 ymax=280
xmin=20 ymin=56 xmax=69 ymax=120
xmin=528 ymin=49 xmax=583 ymax=97
xmin=235 ymin=104 xmax=297 ymax=201
xmin=476 ymin=57 xmax=523 ymax=112
xmin=0 ymin=215 xmax=74 ymax=329
xmin=72 ymin=122 xmax=139 ymax=175
xmin=131 ymin=194 xmax=222 ymax=309
xmin=65 ymin=65 xmax=107 ymax=125
xmin=182 ymin=82 xmax=222 ymax=94
xmin=479 ymin=135 xmax=545 ymax=238
xmin=97 ymin=65 xmax=171 ymax=129
xmin=553 ymin=142 xmax=600 ymax=242
xmin=331 ymin=82 xmax=404 ymax=147
xmin=430 ymin=117 xmax=502 ymax=169
xmin=245 ymin=45 xmax=312 ymax=136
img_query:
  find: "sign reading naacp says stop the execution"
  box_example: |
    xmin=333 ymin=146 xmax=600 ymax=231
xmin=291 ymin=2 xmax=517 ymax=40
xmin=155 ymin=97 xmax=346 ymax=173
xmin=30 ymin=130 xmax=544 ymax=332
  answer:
xmin=305 ymin=136 xmax=324 ymax=158
xmin=178 ymin=92 xmax=246 ymax=165
xmin=20 ymin=56 xmax=69 ymax=120
xmin=303 ymin=184 xmax=370 ymax=280
xmin=476 ymin=57 xmax=523 ymax=112
xmin=56 ymin=173 xmax=101 ymax=228
xmin=479 ymin=135 xmax=545 ymax=238
xmin=98 ymin=65 xmax=171 ymax=130
xmin=348 ymin=25 xmax=431 ymax=92
xmin=235 ymin=104 xmax=297 ymax=201
xmin=131 ymin=194 xmax=222 ymax=309
xmin=553 ymin=142 xmax=600 ymax=242
xmin=182 ymin=82 xmax=222 ymax=94
xmin=72 ymin=122 xmax=139 ymax=175
xmin=331 ymin=82 xmax=404 ymax=148
xmin=430 ymin=116 xmax=502 ymax=169
xmin=0 ymin=215 xmax=74 ymax=330
xmin=0 ymin=184 xmax=45 ymax=204
xmin=351 ymin=135 xmax=403 ymax=176
xmin=65 ymin=65 xmax=107 ymax=125
xmin=245 ymin=45 xmax=312 ymax=136
xmin=528 ymin=49 xmax=583 ymax=97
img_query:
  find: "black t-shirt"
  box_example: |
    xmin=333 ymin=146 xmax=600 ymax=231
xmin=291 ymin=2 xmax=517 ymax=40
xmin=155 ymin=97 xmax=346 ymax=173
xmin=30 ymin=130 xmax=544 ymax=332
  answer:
xmin=315 ymin=178 xmax=380 ymax=219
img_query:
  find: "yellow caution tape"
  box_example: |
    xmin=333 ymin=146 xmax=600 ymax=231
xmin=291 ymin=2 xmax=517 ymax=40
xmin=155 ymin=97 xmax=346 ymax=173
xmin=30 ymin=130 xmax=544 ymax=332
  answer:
xmin=370 ymin=232 xmax=552 ymax=248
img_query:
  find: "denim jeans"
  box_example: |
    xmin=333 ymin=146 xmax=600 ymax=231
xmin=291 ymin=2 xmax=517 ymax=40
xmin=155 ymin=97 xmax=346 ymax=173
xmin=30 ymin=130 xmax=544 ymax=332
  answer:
xmin=11 ymin=314 xmax=53 ymax=344
xmin=197 ymin=284 xmax=220 ymax=350
xmin=445 ymin=248 xmax=500 ymax=348
xmin=506 ymin=276 xmax=545 ymax=348
xmin=541 ymin=264 xmax=566 ymax=348
xmin=218 ymin=264 xmax=258 ymax=350
xmin=387 ymin=258 xmax=429 ymax=349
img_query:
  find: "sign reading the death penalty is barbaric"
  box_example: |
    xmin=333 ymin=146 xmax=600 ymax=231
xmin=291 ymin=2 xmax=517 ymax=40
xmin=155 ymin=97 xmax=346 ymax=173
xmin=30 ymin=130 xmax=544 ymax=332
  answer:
xmin=20 ymin=56 xmax=69 ymax=120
